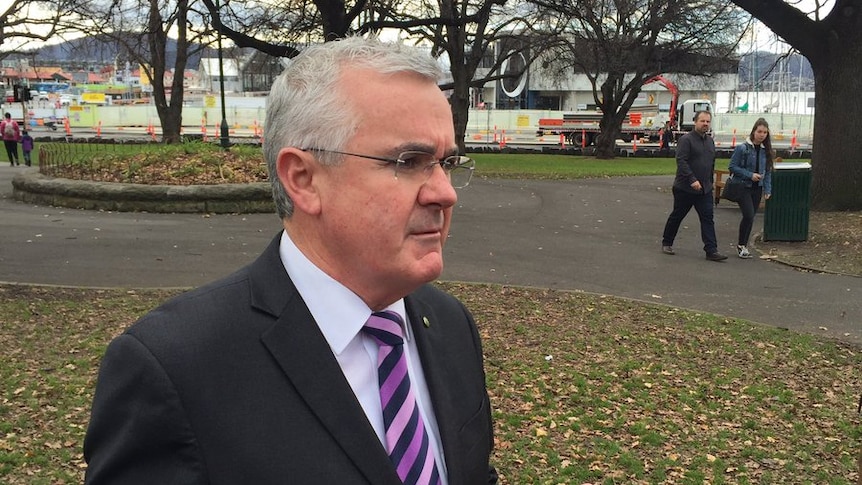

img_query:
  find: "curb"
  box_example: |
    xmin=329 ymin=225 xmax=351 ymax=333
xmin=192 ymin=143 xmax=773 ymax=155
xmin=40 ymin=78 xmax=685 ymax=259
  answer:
xmin=11 ymin=170 xmax=275 ymax=214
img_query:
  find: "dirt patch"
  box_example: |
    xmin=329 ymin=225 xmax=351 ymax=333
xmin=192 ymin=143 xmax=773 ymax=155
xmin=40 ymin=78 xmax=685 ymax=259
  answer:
xmin=755 ymin=211 xmax=862 ymax=276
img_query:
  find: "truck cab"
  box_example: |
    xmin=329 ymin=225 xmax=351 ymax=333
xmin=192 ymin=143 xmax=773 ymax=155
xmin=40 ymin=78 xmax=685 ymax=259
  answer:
xmin=678 ymin=99 xmax=713 ymax=131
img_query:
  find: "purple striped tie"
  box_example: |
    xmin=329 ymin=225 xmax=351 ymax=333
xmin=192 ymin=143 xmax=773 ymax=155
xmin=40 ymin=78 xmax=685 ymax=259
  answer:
xmin=363 ymin=311 xmax=442 ymax=485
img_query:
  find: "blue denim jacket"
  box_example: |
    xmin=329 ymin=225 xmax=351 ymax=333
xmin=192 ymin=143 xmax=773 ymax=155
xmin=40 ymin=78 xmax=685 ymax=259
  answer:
xmin=728 ymin=140 xmax=772 ymax=196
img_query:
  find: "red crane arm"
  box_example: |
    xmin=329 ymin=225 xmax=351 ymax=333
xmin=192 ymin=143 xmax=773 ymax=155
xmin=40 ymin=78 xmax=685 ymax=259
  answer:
xmin=644 ymin=75 xmax=679 ymax=128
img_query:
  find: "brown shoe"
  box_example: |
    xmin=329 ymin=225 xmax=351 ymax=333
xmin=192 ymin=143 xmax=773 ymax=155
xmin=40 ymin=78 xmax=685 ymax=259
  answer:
xmin=661 ymin=246 xmax=675 ymax=255
xmin=706 ymin=252 xmax=728 ymax=262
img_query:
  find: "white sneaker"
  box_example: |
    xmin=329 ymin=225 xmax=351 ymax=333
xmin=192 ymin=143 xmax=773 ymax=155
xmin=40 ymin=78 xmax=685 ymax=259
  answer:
xmin=737 ymin=245 xmax=752 ymax=259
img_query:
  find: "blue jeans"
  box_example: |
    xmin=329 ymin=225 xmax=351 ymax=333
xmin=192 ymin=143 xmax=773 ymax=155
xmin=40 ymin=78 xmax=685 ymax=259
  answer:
xmin=662 ymin=187 xmax=719 ymax=254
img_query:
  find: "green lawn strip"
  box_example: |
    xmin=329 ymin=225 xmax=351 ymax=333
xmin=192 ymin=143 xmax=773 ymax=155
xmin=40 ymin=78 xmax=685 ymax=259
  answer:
xmin=470 ymin=153 xmax=679 ymax=179
xmin=1 ymin=283 xmax=858 ymax=484
xmin=33 ymin=142 xmax=812 ymax=182
xmin=470 ymin=153 xmax=811 ymax=181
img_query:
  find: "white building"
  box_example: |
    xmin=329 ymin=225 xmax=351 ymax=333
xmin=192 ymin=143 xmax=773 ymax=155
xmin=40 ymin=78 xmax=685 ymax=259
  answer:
xmin=199 ymin=58 xmax=242 ymax=94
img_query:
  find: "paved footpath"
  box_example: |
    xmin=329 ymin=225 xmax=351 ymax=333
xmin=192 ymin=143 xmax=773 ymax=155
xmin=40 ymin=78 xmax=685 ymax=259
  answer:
xmin=1 ymin=165 xmax=859 ymax=345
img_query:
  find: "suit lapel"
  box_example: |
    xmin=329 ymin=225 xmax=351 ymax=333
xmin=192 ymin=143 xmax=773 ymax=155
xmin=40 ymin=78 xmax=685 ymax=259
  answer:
xmin=250 ymin=234 xmax=401 ymax=484
xmin=405 ymin=294 xmax=467 ymax=481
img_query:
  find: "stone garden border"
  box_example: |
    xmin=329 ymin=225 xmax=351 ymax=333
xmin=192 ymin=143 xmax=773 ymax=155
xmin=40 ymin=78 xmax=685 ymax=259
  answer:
xmin=11 ymin=170 xmax=275 ymax=213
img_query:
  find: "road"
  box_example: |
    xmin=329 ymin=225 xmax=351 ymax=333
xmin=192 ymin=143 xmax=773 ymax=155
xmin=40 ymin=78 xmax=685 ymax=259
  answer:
xmin=0 ymin=166 xmax=858 ymax=345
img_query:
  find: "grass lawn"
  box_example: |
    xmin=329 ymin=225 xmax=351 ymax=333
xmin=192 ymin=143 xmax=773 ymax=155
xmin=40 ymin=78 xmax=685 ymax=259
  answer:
xmin=471 ymin=152 xmax=682 ymax=179
xmin=1 ymin=284 xmax=859 ymax=484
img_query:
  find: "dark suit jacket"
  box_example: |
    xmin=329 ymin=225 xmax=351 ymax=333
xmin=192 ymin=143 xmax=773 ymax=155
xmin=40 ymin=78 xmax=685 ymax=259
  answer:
xmin=84 ymin=234 xmax=496 ymax=484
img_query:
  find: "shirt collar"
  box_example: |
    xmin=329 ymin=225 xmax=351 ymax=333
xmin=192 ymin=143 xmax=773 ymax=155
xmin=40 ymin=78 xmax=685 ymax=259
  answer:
xmin=277 ymin=230 xmax=408 ymax=355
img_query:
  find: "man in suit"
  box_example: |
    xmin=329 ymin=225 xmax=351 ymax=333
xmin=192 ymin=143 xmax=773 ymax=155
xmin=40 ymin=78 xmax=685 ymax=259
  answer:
xmin=83 ymin=37 xmax=497 ymax=484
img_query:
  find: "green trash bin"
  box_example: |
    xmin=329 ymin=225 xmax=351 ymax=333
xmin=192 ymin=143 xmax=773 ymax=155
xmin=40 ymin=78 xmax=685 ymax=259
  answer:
xmin=763 ymin=161 xmax=811 ymax=241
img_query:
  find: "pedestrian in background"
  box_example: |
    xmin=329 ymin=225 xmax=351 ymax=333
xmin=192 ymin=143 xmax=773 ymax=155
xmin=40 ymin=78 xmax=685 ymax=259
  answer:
xmin=661 ymin=110 xmax=728 ymax=261
xmin=1 ymin=112 xmax=21 ymax=166
xmin=728 ymin=118 xmax=773 ymax=259
xmin=661 ymin=121 xmax=674 ymax=151
xmin=20 ymin=130 xmax=34 ymax=167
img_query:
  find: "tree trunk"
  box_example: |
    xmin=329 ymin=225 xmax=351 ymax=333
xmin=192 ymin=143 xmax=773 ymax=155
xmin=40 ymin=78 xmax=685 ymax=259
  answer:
xmin=594 ymin=111 xmax=624 ymax=159
xmin=809 ymin=44 xmax=862 ymax=210
xmin=160 ymin=111 xmax=183 ymax=144
xmin=450 ymin=81 xmax=471 ymax=154
xmin=730 ymin=0 xmax=862 ymax=210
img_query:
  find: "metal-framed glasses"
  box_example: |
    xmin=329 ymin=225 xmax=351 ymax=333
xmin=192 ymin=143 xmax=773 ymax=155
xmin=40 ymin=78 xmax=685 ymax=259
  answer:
xmin=302 ymin=148 xmax=475 ymax=189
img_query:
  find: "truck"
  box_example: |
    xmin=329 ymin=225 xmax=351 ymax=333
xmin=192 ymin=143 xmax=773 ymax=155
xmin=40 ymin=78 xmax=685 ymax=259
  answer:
xmin=536 ymin=75 xmax=713 ymax=147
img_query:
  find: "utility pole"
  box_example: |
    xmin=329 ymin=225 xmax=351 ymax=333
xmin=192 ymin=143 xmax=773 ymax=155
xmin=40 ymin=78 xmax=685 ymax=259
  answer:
xmin=216 ymin=0 xmax=230 ymax=150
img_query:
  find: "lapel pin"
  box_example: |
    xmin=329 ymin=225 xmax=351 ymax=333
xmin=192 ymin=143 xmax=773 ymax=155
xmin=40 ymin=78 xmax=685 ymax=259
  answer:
xmin=422 ymin=316 xmax=431 ymax=328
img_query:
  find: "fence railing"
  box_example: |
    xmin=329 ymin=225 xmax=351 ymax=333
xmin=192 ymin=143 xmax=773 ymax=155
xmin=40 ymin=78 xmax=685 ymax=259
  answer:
xmin=38 ymin=142 xmax=147 ymax=180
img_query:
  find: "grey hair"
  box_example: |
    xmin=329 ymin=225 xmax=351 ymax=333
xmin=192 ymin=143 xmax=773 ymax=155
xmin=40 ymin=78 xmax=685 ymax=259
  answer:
xmin=264 ymin=36 xmax=444 ymax=219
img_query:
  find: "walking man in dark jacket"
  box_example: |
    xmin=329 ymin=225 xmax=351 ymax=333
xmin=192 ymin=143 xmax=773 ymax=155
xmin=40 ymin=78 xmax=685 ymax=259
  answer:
xmin=661 ymin=110 xmax=728 ymax=261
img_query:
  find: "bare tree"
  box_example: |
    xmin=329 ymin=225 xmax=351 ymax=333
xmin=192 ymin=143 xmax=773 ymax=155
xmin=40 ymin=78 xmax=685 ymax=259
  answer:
xmin=0 ymin=0 xmax=74 ymax=56
xmin=534 ymin=0 xmax=748 ymax=158
xmin=198 ymin=0 xmax=377 ymax=55
xmin=67 ymin=0 xmax=212 ymax=143
xmin=203 ymin=0 xmax=556 ymax=153
xmin=362 ymin=1 xmax=553 ymax=152
xmin=731 ymin=0 xmax=861 ymax=210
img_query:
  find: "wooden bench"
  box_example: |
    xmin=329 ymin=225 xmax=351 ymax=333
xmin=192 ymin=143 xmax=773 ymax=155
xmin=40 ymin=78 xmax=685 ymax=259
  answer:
xmin=713 ymin=169 xmax=729 ymax=206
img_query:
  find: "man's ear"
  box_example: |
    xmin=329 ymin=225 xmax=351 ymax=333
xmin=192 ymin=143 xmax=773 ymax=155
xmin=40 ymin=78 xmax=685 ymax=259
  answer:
xmin=276 ymin=148 xmax=322 ymax=215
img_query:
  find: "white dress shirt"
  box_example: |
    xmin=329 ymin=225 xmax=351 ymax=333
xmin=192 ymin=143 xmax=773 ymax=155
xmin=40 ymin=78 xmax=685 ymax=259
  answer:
xmin=278 ymin=230 xmax=448 ymax=483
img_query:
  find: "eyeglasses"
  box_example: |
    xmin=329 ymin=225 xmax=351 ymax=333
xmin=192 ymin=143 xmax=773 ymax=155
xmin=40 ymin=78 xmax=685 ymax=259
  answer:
xmin=302 ymin=148 xmax=475 ymax=189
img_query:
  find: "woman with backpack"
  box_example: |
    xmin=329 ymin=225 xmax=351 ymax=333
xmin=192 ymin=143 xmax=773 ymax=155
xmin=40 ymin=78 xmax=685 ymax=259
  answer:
xmin=728 ymin=118 xmax=774 ymax=259
xmin=1 ymin=112 xmax=21 ymax=166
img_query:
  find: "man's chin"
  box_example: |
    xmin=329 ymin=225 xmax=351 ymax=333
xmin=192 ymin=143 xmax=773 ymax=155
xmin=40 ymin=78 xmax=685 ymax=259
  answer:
xmin=413 ymin=253 xmax=444 ymax=282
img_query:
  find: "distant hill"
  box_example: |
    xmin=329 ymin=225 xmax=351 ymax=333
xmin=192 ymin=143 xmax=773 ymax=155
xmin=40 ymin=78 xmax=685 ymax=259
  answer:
xmin=737 ymin=51 xmax=814 ymax=91
xmin=26 ymin=34 xmax=216 ymax=71
xmin=26 ymin=37 xmax=818 ymax=91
